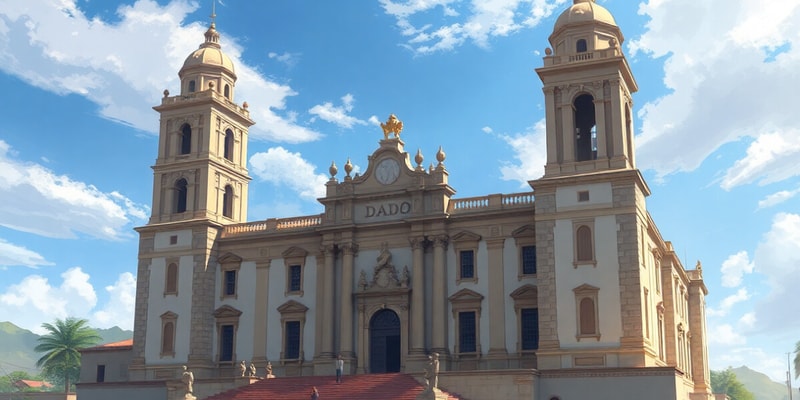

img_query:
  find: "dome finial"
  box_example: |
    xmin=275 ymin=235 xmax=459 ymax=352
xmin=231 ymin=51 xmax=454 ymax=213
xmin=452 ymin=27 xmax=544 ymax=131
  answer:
xmin=201 ymin=0 xmax=221 ymax=49
xmin=210 ymin=0 xmax=217 ymax=25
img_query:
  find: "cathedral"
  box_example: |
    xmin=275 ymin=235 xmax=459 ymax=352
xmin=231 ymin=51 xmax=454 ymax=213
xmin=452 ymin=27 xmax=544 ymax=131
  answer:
xmin=78 ymin=1 xmax=716 ymax=399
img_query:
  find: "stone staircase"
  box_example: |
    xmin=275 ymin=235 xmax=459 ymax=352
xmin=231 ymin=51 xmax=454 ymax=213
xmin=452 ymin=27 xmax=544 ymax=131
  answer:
xmin=202 ymin=373 xmax=462 ymax=400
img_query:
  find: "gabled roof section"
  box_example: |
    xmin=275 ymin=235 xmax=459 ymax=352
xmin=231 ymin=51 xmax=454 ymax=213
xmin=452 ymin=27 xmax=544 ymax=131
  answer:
xmin=218 ymin=252 xmax=243 ymax=265
xmin=451 ymin=231 xmax=481 ymax=243
xmin=213 ymin=305 xmax=243 ymax=318
xmin=282 ymin=246 xmax=309 ymax=259
xmin=277 ymin=300 xmax=309 ymax=314
xmin=512 ymin=225 xmax=536 ymax=238
xmin=448 ymin=288 xmax=484 ymax=303
xmin=510 ymin=284 xmax=538 ymax=300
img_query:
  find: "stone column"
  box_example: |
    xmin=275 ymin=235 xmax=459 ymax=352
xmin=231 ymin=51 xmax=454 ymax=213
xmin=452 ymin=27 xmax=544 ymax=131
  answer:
xmin=251 ymin=260 xmax=271 ymax=364
xmin=313 ymin=248 xmax=326 ymax=360
xmin=339 ymin=243 xmax=358 ymax=358
xmin=486 ymin=238 xmax=508 ymax=364
xmin=431 ymin=235 xmax=448 ymax=354
xmin=321 ymin=245 xmax=336 ymax=358
xmin=410 ymin=237 xmax=426 ymax=355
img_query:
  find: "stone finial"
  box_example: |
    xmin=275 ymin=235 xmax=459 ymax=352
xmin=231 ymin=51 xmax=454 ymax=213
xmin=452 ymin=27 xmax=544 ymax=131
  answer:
xmin=380 ymin=114 xmax=404 ymax=140
xmin=209 ymin=81 xmax=215 ymax=90
xmin=436 ymin=146 xmax=446 ymax=166
xmin=545 ymin=47 xmax=552 ymax=55
xmin=163 ymin=89 xmax=170 ymax=98
xmin=429 ymin=163 xmax=435 ymax=173
xmin=344 ymin=158 xmax=353 ymax=177
xmin=415 ymin=149 xmax=424 ymax=168
xmin=329 ymin=161 xmax=338 ymax=178
xmin=243 ymin=101 xmax=249 ymax=109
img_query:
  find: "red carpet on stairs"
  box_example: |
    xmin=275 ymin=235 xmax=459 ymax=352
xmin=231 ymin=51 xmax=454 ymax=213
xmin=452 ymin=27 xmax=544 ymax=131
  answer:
xmin=202 ymin=373 xmax=461 ymax=400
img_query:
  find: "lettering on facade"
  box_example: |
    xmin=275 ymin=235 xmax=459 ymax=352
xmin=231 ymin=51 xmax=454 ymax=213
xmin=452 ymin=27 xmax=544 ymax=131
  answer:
xmin=365 ymin=201 xmax=412 ymax=218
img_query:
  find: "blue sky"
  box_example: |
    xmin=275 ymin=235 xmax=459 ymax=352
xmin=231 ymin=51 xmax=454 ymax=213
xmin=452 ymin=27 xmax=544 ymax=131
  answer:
xmin=0 ymin=0 xmax=798 ymax=385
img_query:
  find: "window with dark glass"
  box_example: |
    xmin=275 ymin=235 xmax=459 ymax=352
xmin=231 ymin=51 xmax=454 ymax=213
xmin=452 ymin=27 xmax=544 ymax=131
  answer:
xmin=458 ymin=311 xmax=477 ymax=353
xmin=220 ymin=324 xmax=234 ymax=362
xmin=289 ymin=265 xmax=302 ymax=292
xmin=285 ymin=321 xmax=301 ymax=359
xmin=576 ymin=39 xmax=588 ymax=53
xmin=180 ymin=124 xmax=191 ymax=155
xmin=175 ymin=179 xmax=188 ymax=213
xmin=224 ymin=129 xmax=234 ymax=161
xmin=224 ymin=270 xmax=236 ymax=296
xmin=521 ymin=308 xmax=539 ymax=350
xmin=574 ymin=94 xmax=597 ymax=161
xmin=188 ymin=80 xmax=196 ymax=93
xmin=459 ymin=250 xmax=474 ymax=280
xmin=96 ymin=365 xmax=105 ymax=383
xmin=224 ymin=84 xmax=231 ymax=99
xmin=522 ymin=245 xmax=537 ymax=275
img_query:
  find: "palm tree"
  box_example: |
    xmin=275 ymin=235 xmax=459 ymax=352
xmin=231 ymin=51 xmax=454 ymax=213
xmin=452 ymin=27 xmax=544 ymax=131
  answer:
xmin=34 ymin=318 xmax=101 ymax=393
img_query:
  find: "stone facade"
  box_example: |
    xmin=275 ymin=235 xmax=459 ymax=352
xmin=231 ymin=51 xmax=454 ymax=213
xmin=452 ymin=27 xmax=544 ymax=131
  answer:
xmin=78 ymin=1 xmax=716 ymax=400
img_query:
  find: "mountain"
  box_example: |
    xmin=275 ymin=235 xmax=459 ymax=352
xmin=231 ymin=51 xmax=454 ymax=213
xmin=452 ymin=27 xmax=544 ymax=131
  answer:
xmin=732 ymin=366 xmax=796 ymax=400
xmin=0 ymin=321 xmax=132 ymax=375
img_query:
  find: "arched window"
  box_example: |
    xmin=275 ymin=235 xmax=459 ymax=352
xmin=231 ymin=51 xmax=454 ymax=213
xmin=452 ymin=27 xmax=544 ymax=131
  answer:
xmin=188 ymin=80 xmax=196 ymax=93
xmin=574 ymin=94 xmax=597 ymax=161
xmin=175 ymin=179 xmax=188 ymax=213
xmin=224 ymin=84 xmax=231 ymax=99
xmin=576 ymin=225 xmax=593 ymax=261
xmin=165 ymin=263 xmax=178 ymax=295
xmin=224 ymin=129 xmax=234 ymax=161
xmin=161 ymin=321 xmax=174 ymax=355
xmin=180 ymin=124 xmax=191 ymax=155
xmin=579 ymin=297 xmax=596 ymax=335
xmin=576 ymin=39 xmax=588 ymax=53
xmin=223 ymin=185 xmax=234 ymax=218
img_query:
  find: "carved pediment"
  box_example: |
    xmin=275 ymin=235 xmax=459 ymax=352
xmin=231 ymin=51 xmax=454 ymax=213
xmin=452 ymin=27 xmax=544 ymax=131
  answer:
xmin=512 ymin=225 xmax=536 ymax=238
xmin=282 ymin=246 xmax=309 ymax=259
xmin=213 ymin=305 xmax=242 ymax=318
xmin=573 ymin=284 xmax=600 ymax=293
xmin=451 ymin=231 xmax=481 ymax=243
xmin=510 ymin=284 xmax=538 ymax=300
xmin=448 ymin=288 xmax=484 ymax=303
xmin=277 ymin=300 xmax=309 ymax=314
xmin=160 ymin=311 xmax=178 ymax=319
xmin=217 ymin=252 xmax=243 ymax=265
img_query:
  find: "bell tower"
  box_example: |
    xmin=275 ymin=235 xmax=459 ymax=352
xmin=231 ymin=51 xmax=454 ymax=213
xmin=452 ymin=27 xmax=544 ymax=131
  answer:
xmin=150 ymin=20 xmax=254 ymax=225
xmin=537 ymin=0 xmax=637 ymax=178
xmin=130 ymin=16 xmax=254 ymax=379
xmin=531 ymin=0 xmax=658 ymax=371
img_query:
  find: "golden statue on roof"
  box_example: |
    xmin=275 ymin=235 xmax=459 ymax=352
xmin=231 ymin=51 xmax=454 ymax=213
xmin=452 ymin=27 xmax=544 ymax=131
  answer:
xmin=381 ymin=114 xmax=403 ymax=139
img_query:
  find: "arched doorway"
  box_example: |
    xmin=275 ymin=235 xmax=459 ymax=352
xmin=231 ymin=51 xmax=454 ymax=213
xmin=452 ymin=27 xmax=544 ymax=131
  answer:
xmin=369 ymin=309 xmax=401 ymax=373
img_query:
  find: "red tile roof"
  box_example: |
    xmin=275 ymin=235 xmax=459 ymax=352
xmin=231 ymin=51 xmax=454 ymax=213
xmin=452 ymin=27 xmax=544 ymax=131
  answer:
xmin=14 ymin=380 xmax=53 ymax=389
xmin=81 ymin=338 xmax=133 ymax=352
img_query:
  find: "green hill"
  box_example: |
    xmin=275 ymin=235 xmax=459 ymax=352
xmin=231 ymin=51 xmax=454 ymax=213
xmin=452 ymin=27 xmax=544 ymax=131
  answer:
xmin=732 ymin=366 xmax=796 ymax=400
xmin=0 ymin=321 xmax=132 ymax=375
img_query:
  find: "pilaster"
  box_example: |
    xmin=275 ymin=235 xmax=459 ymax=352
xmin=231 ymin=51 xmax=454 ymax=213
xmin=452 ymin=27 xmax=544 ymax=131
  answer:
xmin=431 ymin=235 xmax=449 ymax=355
xmin=410 ymin=237 xmax=426 ymax=355
xmin=485 ymin=237 xmax=508 ymax=366
xmin=339 ymin=242 xmax=358 ymax=358
xmin=251 ymin=259 xmax=271 ymax=364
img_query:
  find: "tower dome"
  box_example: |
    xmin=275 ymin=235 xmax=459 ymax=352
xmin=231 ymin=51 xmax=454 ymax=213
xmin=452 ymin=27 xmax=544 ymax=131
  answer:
xmin=179 ymin=23 xmax=236 ymax=79
xmin=553 ymin=0 xmax=617 ymax=34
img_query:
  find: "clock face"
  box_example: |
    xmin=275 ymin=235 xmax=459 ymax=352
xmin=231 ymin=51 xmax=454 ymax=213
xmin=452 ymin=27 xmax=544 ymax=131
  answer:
xmin=375 ymin=158 xmax=400 ymax=185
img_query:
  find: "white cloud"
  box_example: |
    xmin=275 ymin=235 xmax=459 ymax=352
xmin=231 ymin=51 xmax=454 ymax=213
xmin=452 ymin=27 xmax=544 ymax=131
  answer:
xmin=0 ymin=0 xmax=321 ymax=143
xmin=0 ymin=267 xmax=135 ymax=333
xmin=482 ymin=126 xmax=493 ymax=134
xmin=757 ymin=187 xmax=800 ymax=210
xmin=268 ymin=51 xmax=300 ymax=68
xmin=308 ymin=93 xmax=368 ymax=129
xmin=719 ymin=251 xmax=754 ymax=288
xmin=630 ymin=0 xmax=800 ymax=189
xmin=92 ymin=272 xmax=136 ymax=330
xmin=249 ymin=147 xmax=328 ymax=201
xmin=0 ymin=267 xmax=98 ymax=334
xmin=751 ymin=212 xmax=800 ymax=333
xmin=498 ymin=119 xmax=547 ymax=186
xmin=380 ymin=0 xmax=567 ymax=55
xmin=707 ymin=323 xmax=746 ymax=346
xmin=707 ymin=287 xmax=750 ymax=318
xmin=0 ymin=140 xmax=148 ymax=240
xmin=0 ymin=238 xmax=53 ymax=269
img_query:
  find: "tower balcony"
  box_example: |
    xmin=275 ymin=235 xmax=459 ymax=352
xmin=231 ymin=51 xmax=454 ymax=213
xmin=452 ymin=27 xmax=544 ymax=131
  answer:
xmin=542 ymin=46 xmax=622 ymax=67
xmin=157 ymin=89 xmax=251 ymax=119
